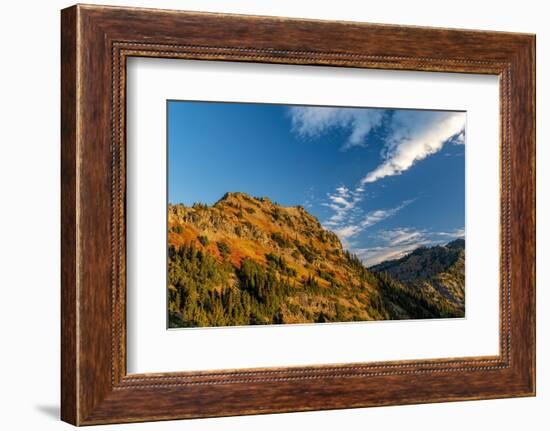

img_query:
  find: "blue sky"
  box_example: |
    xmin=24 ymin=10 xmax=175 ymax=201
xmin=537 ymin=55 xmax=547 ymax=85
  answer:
xmin=168 ymin=101 xmax=465 ymax=266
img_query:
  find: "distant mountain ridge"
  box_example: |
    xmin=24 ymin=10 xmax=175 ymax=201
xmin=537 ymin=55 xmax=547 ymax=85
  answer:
xmin=370 ymin=239 xmax=465 ymax=316
xmin=167 ymin=192 xmax=465 ymax=327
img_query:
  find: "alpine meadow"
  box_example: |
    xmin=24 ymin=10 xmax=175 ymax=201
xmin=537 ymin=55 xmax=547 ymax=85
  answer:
xmin=167 ymin=101 xmax=466 ymax=328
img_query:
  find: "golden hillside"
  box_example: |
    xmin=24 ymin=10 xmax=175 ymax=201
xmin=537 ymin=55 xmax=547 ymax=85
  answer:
xmin=167 ymin=192 xmax=464 ymax=328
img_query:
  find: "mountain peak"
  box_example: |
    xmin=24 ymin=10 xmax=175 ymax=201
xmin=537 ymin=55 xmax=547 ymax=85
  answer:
xmin=168 ymin=193 xmax=340 ymax=267
xmin=218 ymin=191 xmax=251 ymax=201
xmin=214 ymin=192 xmax=313 ymax=215
xmin=168 ymin=194 xmax=465 ymax=326
xmin=446 ymin=238 xmax=465 ymax=249
xmin=215 ymin=191 xmax=273 ymax=206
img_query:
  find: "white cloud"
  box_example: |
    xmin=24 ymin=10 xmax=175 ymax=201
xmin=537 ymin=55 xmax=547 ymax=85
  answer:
xmin=331 ymin=200 xmax=414 ymax=241
xmin=292 ymin=108 xmax=466 ymax=249
xmin=363 ymin=200 xmax=413 ymax=228
xmin=361 ymin=111 xmax=466 ymax=184
xmin=289 ymin=106 xmax=386 ymax=150
xmin=379 ymin=227 xmax=425 ymax=246
xmin=333 ymin=225 xmax=362 ymax=240
xmin=434 ymin=228 xmax=465 ymax=238
xmin=289 ymin=107 xmax=465 ymax=182
xmin=322 ymin=185 xmax=362 ymax=227
xmin=330 ymin=196 xmax=351 ymax=207
xmin=453 ymin=130 xmax=466 ymax=145
xmin=354 ymin=244 xmax=421 ymax=267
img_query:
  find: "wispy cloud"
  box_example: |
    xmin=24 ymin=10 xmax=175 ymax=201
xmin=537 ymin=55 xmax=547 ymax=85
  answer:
xmin=354 ymin=244 xmax=421 ymax=268
xmin=362 ymin=200 xmax=413 ymax=228
xmin=322 ymin=186 xmax=363 ymax=227
xmin=361 ymin=111 xmax=466 ymax=184
xmin=331 ymin=200 xmax=414 ymax=242
xmin=302 ymin=186 xmax=316 ymax=209
xmin=289 ymin=106 xmax=386 ymax=150
xmin=379 ymin=227 xmax=426 ymax=246
xmin=434 ymin=228 xmax=465 ymax=239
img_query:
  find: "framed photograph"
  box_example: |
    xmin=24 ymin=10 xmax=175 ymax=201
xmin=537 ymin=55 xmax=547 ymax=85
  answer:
xmin=61 ymin=4 xmax=535 ymax=425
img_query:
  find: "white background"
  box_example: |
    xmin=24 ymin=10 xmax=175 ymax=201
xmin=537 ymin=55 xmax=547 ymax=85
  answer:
xmin=0 ymin=0 xmax=547 ymax=430
xmin=127 ymin=59 xmax=500 ymax=373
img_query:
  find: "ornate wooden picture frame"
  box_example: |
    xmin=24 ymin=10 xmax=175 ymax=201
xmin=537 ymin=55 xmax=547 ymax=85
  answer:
xmin=61 ymin=4 xmax=535 ymax=425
